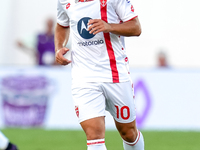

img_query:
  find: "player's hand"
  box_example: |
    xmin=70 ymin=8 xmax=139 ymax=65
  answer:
xmin=87 ymin=19 xmax=111 ymax=35
xmin=55 ymin=47 xmax=71 ymax=65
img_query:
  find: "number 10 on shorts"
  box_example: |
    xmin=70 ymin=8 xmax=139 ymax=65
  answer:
xmin=115 ymin=105 xmax=130 ymax=120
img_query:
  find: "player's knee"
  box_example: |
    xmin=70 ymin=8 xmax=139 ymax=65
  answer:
xmin=120 ymin=127 xmax=138 ymax=142
xmin=85 ymin=129 xmax=105 ymax=140
xmin=116 ymin=120 xmax=138 ymax=142
xmin=81 ymin=117 xmax=105 ymax=140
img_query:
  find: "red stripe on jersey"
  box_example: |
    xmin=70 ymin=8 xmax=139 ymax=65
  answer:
xmin=100 ymin=0 xmax=119 ymax=83
xmin=87 ymin=141 xmax=105 ymax=145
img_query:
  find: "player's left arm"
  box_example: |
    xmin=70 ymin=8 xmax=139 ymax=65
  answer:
xmin=87 ymin=17 xmax=141 ymax=37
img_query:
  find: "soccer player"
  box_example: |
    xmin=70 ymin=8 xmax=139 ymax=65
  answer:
xmin=0 ymin=131 xmax=18 ymax=150
xmin=55 ymin=0 xmax=144 ymax=150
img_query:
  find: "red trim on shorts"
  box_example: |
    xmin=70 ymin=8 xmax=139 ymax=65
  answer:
xmin=100 ymin=0 xmax=119 ymax=83
xmin=87 ymin=141 xmax=105 ymax=145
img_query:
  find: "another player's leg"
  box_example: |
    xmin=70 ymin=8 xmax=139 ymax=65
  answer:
xmin=115 ymin=120 xmax=144 ymax=150
xmin=80 ymin=116 xmax=107 ymax=150
xmin=0 ymin=131 xmax=9 ymax=150
xmin=0 ymin=131 xmax=18 ymax=150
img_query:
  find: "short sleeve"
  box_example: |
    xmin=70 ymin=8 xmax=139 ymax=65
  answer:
xmin=115 ymin=0 xmax=138 ymax=22
xmin=57 ymin=0 xmax=70 ymax=27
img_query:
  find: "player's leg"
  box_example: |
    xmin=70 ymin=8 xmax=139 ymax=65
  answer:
xmin=80 ymin=116 xmax=107 ymax=150
xmin=72 ymin=82 xmax=107 ymax=150
xmin=102 ymin=81 xmax=144 ymax=150
xmin=0 ymin=131 xmax=18 ymax=150
xmin=0 ymin=131 xmax=9 ymax=149
xmin=115 ymin=120 xmax=144 ymax=150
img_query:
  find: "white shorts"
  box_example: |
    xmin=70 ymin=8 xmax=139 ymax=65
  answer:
xmin=71 ymin=81 xmax=136 ymax=123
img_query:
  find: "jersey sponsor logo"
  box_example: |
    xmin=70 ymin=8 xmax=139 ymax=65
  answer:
xmin=77 ymin=17 xmax=104 ymax=46
xmin=66 ymin=3 xmax=71 ymax=9
xmin=77 ymin=39 xmax=104 ymax=46
xmin=126 ymin=0 xmax=130 ymax=3
xmin=131 ymin=5 xmax=134 ymax=12
xmin=77 ymin=17 xmax=95 ymax=39
xmin=100 ymin=0 xmax=107 ymax=7
xmin=125 ymin=57 xmax=128 ymax=62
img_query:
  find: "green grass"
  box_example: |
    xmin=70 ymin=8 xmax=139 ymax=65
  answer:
xmin=1 ymin=128 xmax=200 ymax=150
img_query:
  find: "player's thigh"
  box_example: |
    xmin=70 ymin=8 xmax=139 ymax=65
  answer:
xmin=104 ymin=81 xmax=136 ymax=123
xmin=72 ymin=82 xmax=106 ymax=123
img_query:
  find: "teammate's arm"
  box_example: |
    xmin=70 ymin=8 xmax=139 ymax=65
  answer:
xmin=87 ymin=17 xmax=141 ymax=37
xmin=54 ymin=23 xmax=71 ymax=65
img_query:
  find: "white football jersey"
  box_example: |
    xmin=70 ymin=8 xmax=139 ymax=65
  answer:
xmin=57 ymin=0 xmax=138 ymax=83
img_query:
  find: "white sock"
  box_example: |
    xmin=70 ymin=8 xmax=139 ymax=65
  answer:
xmin=123 ymin=130 xmax=144 ymax=150
xmin=0 ymin=131 xmax=9 ymax=150
xmin=87 ymin=139 xmax=107 ymax=150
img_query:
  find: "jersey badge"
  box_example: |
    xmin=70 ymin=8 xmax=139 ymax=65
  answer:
xmin=100 ymin=0 xmax=107 ymax=7
xmin=75 ymin=106 xmax=79 ymax=118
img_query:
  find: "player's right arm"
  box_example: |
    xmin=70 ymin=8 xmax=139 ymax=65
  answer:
xmin=54 ymin=23 xmax=71 ymax=65
xmin=55 ymin=0 xmax=71 ymax=65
